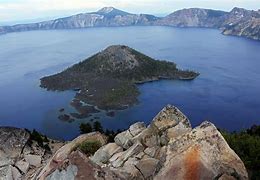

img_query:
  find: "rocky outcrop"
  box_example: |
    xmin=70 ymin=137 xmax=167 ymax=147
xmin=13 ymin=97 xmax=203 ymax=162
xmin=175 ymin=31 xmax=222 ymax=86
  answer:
xmin=35 ymin=132 xmax=107 ymax=179
xmin=35 ymin=105 xmax=248 ymax=180
xmin=221 ymin=8 xmax=260 ymax=40
xmin=0 ymin=127 xmax=65 ymax=180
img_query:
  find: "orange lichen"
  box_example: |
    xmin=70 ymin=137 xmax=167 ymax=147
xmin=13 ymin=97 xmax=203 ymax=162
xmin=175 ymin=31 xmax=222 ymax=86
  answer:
xmin=184 ymin=145 xmax=201 ymax=180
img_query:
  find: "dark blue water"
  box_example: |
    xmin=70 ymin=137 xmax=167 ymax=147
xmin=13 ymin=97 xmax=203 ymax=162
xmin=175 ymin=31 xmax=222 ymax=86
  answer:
xmin=0 ymin=26 xmax=260 ymax=140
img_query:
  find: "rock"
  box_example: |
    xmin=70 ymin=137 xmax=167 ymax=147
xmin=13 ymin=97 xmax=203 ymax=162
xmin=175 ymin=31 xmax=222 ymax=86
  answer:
xmin=11 ymin=166 xmax=22 ymax=180
xmin=144 ymin=146 xmax=160 ymax=158
xmin=0 ymin=166 xmax=12 ymax=180
xmin=165 ymin=119 xmax=192 ymax=140
xmin=133 ymin=126 xmax=160 ymax=148
xmin=111 ymin=141 xmax=144 ymax=168
xmin=151 ymin=104 xmax=191 ymax=132
xmin=43 ymin=150 xmax=126 ymax=180
xmin=90 ymin=143 xmax=123 ymax=165
xmin=0 ymin=127 xmax=30 ymax=159
xmin=24 ymin=154 xmax=42 ymax=167
xmin=6 ymin=104 xmax=248 ymax=180
xmin=15 ymin=160 xmax=30 ymax=174
xmin=46 ymin=164 xmax=78 ymax=180
xmin=129 ymin=122 xmax=146 ymax=136
xmin=0 ymin=165 xmax=22 ymax=180
xmin=114 ymin=122 xmax=146 ymax=149
xmin=36 ymin=132 xmax=107 ymax=179
xmin=114 ymin=130 xmax=134 ymax=149
xmin=136 ymin=158 xmax=161 ymax=179
xmin=154 ymin=121 xmax=248 ymax=180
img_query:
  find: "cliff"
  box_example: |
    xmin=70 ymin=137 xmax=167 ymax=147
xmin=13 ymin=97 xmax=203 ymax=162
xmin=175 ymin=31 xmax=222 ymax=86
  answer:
xmin=156 ymin=8 xmax=228 ymax=28
xmin=221 ymin=8 xmax=260 ymax=40
xmin=0 ymin=7 xmax=259 ymax=41
xmin=0 ymin=105 xmax=248 ymax=179
xmin=40 ymin=45 xmax=198 ymax=113
xmin=0 ymin=7 xmax=159 ymax=35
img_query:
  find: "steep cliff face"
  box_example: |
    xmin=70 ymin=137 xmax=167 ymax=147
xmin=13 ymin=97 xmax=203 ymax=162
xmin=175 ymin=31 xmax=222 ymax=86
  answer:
xmin=31 ymin=105 xmax=248 ymax=180
xmin=221 ymin=8 xmax=260 ymax=40
xmin=156 ymin=8 xmax=228 ymax=28
xmin=0 ymin=7 xmax=160 ymax=35
xmin=0 ymin=7 xmax=259 ymax=41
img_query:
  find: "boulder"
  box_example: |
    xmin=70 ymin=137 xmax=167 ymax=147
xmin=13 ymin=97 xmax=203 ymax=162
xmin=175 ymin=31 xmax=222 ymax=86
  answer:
xmin=110 ymin=141 xmax=144 ymax=168
xmin=154 ymin=121 xmax=248 ymax=180
xmin=0 ymin=127 xmax=30 ymax=159
xmin=0 ymin=165 xmax=22 ymax=180
xmin=136 ymin=158 xmax=161 ymax=179
xmin=132 ymin=126 xmax=160 ymax=147
xmin=114 ymin=122 xmax=146 ymax=149
xmin=24 ymin=154 xmax=42 ymax=167
xmin=46 ymin=164 xmax=78 ymax=180
xmin=36 ymin=132 xmax=107 ymax=179
xmin=151 ymin=105 xmax=191 ymax=132
xmin=129 ymin=122 xmax=146 ymax=136
xmin=90 ymin=143 xmax=123 ymax=165
xmin=15 ymin=160 xmax=30 ymax=174
xmin=114 ymin=130 xmax=134 ymax=149
xmin=144 ymin=146 xmax=160 ymax=158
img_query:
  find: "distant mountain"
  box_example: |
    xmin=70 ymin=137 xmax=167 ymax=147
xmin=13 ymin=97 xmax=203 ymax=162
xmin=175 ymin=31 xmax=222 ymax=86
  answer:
xmin=156 ymin=7 xmax=260 ymax=40
xmin=0 ymin=7 xmax=259 ymax=41
xmin=0 ymin=7 xmax=160 ymax=35
xmin=156 ymin=8 xmax=228 ymax=28
xmin=221 ymin=8 xmax=260 ymax=40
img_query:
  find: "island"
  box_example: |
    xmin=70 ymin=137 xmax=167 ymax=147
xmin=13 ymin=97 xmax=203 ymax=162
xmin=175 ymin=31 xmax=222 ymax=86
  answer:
xmin=40 ymin=45 xmax=199 ymax=114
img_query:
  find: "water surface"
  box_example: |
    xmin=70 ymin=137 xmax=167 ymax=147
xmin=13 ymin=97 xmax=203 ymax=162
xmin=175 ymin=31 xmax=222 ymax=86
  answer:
xmin=0 ymin=26 xmax=260 ymax=140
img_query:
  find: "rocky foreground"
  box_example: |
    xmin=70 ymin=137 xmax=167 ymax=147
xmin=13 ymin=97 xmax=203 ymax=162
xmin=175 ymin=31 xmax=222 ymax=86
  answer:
xmin=0 ymin=105 xmax=248 ymax=179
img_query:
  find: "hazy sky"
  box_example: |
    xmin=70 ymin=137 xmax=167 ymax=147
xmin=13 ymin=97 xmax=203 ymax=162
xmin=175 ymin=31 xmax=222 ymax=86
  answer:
xmin=0 ymin=0 xmax=259 ymax=22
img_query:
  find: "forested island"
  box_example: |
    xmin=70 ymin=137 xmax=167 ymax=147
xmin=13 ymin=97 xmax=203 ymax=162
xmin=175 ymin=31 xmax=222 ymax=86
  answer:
xmin=41 ymin=45 xmax=199 ymax=118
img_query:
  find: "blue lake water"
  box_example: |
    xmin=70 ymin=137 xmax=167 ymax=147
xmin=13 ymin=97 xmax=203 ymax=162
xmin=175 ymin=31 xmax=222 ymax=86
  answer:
xmin=0 ymin=26 xmax=260 ymax=140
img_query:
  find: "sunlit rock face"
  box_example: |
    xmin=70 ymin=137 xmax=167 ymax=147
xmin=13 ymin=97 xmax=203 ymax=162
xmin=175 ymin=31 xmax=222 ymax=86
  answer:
xmin=34 ymin=105 xmax=248 ymax=180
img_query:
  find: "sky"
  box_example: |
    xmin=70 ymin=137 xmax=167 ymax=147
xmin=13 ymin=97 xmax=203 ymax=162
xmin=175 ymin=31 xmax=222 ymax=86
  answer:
xmin=0 ymin=0 xmax=259 ymax=23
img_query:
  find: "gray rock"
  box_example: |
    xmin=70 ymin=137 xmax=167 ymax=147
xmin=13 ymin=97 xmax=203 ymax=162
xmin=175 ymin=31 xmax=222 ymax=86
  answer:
xmin=114 ymin=130 xmax=134 ymax=149
xmin=151 ymin=104 xmax=191 ymax=132
xmin=129 ymin=122 xmax=146 ymax=136
xmin=111 ymin=141 xmax=144 ymax=168
xmin=46 ymin=164 xmax=78 ymax=180
xmin=0 ymin=127 xmax=30 ymax=158
xmin=15 ymin=160 xmax=30 ymax=174
xmin=24 ymin=154 xmax=42 ymax=167
xmin=136 ymin=158 xmax=161 ymax=179
xmin=90 ymin=143 xmax=123 ymax=165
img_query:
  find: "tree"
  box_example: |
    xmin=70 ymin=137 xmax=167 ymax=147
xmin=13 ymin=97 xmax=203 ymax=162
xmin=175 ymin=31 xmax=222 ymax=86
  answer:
xmin=93 ymin=121 xmax=104 ymax=133
xmin=79 ymin=123 xmax=93 ymax=134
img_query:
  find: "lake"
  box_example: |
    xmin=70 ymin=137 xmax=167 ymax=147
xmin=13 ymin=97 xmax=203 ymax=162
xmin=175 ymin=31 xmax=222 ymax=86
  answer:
xmin=0 ymin=26 xmax=260 ymax=140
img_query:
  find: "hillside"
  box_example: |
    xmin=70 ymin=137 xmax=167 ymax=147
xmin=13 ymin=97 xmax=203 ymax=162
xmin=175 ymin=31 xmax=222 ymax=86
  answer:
xmin=40 ymin=45 xmax=199 ymax=113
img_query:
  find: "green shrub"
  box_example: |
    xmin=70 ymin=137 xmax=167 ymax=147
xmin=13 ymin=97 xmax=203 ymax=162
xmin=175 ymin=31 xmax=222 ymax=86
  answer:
xmin=78 ymin=140 xmax=102 ymax=156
